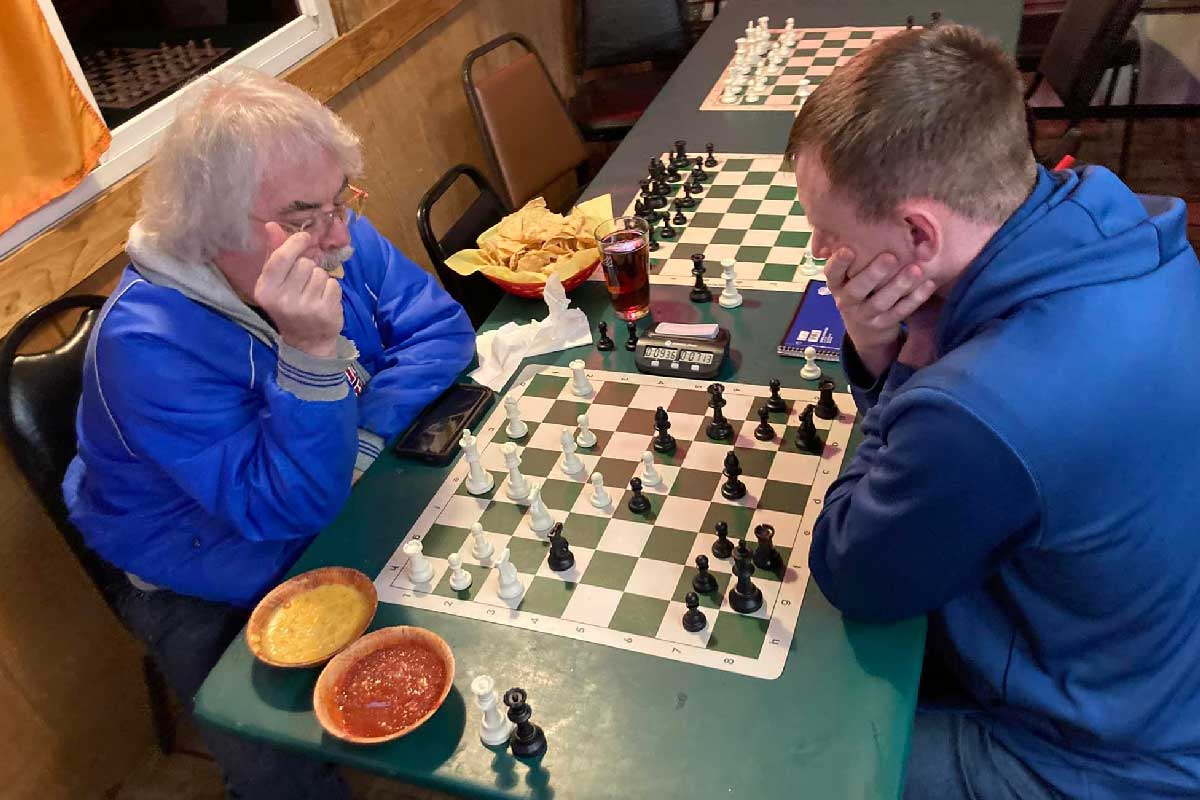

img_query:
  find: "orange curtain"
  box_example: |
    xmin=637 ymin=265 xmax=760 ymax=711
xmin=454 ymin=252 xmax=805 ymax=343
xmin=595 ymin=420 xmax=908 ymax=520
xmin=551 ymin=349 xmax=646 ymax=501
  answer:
xmin=0 ymin=0 xmax=111 ymax=234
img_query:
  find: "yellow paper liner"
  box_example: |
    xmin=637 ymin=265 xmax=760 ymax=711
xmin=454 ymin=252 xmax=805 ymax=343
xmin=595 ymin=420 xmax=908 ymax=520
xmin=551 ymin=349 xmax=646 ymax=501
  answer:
xmin=444 ymin=194 xmax=614 ymax=286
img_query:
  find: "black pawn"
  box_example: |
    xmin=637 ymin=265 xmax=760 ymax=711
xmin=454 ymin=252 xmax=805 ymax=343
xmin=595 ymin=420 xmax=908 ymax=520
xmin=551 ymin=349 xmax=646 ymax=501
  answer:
xmin=752 ymin=523 xmax=781 ymax=572
xmin=712 ymin=521 xmax=733 ymax=559
xmin=671 ymin=199 xmax=687 ymax=226
xmin=677 ymin=182 xmax=698 ymax=208
xmin=704 ymin=142 xmax=718 ymax=168
xmin=687 ymin=169 xmax=705 ymax=195
xmin=728 ymin=541 xmax=763 ymax=614
xmin=796 ymin=404 xmax=824 ymax=454
xmin=653 ymin=406 xmax=677 ymax=454
xmin=625 ymin=320 xmax=639 ymax=351
xmin=692 ymin=554 xmax=718 ymax=593
xmin=692 ymin=156 xmax=709 ymax=182
xmin=596 ymin=320 xmax=614 ymax=351
xmin=648 ymin=219 xmax=659 ymax=251
xmin=546 ymin=522 xmax=575 ymax=571
xmin=706 ymin=383 xmax=733 ymax=440
xmin=906 ymin=14 xmax=915 ymax=28
xmin=690 ymin=254 xmax=712 ymax=303
xmin=503 ymin=688 xmax=547 ymax=758
xmin=929 ymin=10 xmax=942 ymax=27
xmin=682 ymin=591 xmax=708 ymax=632
xmin=659 ymin=215 xmax=676 ymax=240
xmin=721 ymin=451 xmax=746 ymax=500
xmin=647 ymin=157 xmax=661 ymax=181
xmin=765 ymin=378 xmax=787 ymax=413
xmin=627 ymin=476 xmax=651 ymax=514
xmin=815 ymin=378 xmax=840 ymax=420
xmin=754 ymin=406 xmax=776 ymax=441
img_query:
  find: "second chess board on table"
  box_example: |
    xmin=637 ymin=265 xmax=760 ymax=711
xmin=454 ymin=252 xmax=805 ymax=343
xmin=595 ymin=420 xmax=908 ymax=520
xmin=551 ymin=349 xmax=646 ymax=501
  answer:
xmin=597 ymin=151 xmax=825 ymax=293
xmin=375 ymin=365 xmax=856 ymax=680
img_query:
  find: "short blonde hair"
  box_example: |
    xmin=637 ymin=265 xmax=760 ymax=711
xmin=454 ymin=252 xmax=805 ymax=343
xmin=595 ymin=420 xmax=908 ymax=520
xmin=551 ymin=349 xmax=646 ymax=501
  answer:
xmin=785 ymin=23 xmax=1035 ymax=223
xmin=138 ymin=67 xmax=363 ymax=262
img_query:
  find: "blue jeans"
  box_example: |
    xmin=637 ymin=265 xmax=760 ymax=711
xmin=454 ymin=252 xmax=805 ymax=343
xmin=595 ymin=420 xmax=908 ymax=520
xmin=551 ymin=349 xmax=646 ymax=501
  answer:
xmin=114 ymin=582 xmax=349 ymax=800
xmin=904 ymin=708 xmax=1063 ymax=800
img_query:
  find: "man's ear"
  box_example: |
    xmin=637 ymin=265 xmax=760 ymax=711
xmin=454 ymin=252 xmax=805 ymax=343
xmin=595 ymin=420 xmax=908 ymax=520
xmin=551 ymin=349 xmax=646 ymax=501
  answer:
xmin=899 ymin=202 xmax=941 ymax=265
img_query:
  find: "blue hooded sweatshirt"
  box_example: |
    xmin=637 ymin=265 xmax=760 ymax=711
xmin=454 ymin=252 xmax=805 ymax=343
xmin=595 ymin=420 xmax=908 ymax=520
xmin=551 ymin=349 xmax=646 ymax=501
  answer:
xmin=63 ymin=214 xmax=475 ymax=607
xmin=810 ymin=166 xmax=1200 ymax=798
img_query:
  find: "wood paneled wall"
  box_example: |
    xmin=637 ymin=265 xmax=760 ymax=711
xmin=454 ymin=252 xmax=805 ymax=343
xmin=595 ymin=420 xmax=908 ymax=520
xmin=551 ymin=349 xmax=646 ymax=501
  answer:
xmin=0 ymin=1 xmax=573 ymax=796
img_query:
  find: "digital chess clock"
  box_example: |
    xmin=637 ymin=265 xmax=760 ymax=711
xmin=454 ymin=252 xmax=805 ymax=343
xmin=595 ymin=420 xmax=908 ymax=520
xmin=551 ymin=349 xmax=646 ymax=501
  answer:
xmin=633 ymin=322 xmax=730 ymax=379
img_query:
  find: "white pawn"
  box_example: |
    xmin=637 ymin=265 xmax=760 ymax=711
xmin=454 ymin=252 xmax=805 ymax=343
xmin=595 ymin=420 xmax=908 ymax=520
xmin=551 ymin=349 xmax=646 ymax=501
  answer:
xmin=575 ymin=413 xmax=597 ymax=448
xmin=801 ymin=248 xmax=822 ymax=277
xmin=471 ymin=675 xmax=514 ymax=746
xmin=560 ymin=429 xmax=585 ymax=476
xmin=461 ymin=431 xmax=494 ymax=495
xmin=502 ymin=442 xmax=530 ymax=500
xmin=801 ymin=346 xmax=823 ymax=380
xmin=589 ymin=472 xmax=612 ymax=507
xmin=641 ymin=451 xmax=662 ymax=487
xmin=719 ymin=259 xmax=743 ymax=308
xmin=447 ymin=553 xmax=472 ymax=591
xmin=504 ymin=395 xmax=528 ymax=439
xmin=403 ymin=539 xmax=434 ymax=584
xmin=527 ymin=483 xmax=555 ymax=534
xmin=569 ymin=359 xmax=593 ymax=397
xmin=470 ymin=522 xmax=494 ymax=561
xmin=744 ymin=88 xmax=760 ymax=103
xmin=495 ymin=548 xmax=523 ymax=600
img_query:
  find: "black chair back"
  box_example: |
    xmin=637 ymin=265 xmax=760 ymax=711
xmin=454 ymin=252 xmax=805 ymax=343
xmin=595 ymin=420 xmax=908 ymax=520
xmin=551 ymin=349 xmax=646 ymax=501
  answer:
xmin=1038 ymin=0 xmax=1142 ymax=112
xmin=417 ymin=164 xmax=509 ymax=328
xmin=576 ymin=0 xmax=689 ymax=72
xmin=0 ymin=295 xmax=125 ymax=596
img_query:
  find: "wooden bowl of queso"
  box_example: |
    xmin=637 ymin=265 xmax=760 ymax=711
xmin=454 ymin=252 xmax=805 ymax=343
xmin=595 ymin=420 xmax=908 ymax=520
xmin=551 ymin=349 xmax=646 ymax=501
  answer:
xmin=246 ymin=567 xmax=377 ymax=668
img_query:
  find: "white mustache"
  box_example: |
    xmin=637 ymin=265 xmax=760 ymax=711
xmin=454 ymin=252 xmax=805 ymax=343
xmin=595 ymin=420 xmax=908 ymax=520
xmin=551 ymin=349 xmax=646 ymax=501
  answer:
xmin=319 ymin=245 xmax=354 ymax=272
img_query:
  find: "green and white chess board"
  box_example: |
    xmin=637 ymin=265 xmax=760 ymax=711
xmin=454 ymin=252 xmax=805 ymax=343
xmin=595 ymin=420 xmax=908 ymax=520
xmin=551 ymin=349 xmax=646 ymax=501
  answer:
xmin=376 ymin=365 xmax=855 ymax=679
xmin=700 ymin=26 xmax=905 ymax=113
xmin=604 ymin=151 xmax=824 ymax=293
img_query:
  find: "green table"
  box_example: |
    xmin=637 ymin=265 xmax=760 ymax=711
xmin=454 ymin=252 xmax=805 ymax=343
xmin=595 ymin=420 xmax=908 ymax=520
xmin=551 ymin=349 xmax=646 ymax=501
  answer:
xmin=195 ymin=283 xmax=925 ymax=799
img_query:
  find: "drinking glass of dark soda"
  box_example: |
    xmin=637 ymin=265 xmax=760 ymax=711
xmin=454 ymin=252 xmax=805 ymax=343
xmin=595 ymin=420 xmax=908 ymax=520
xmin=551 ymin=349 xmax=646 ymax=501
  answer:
xmin=595 ymin=216 xmax=651 ymax=321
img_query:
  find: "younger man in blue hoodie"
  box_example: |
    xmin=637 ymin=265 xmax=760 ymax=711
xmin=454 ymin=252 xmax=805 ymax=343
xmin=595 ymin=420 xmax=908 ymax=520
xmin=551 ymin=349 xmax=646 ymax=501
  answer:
xmin=792 ymin=23 xmax=1200 ymax=800
xmin=64 ymin=69 xmax=474 ymax=797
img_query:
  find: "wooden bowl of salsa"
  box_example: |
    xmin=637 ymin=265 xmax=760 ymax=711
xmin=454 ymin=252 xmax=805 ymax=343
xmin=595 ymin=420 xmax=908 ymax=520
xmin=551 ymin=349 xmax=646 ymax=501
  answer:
xmin=246 ymin=567 xmax=377 ymax=668
xmin=313 ymin=626 xmax=455 ymax=744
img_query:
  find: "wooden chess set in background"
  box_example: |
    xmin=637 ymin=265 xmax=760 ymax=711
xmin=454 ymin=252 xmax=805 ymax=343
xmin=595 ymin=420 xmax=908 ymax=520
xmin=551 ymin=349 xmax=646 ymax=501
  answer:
xmin=81 ymin=40 xmax=230 ymax=111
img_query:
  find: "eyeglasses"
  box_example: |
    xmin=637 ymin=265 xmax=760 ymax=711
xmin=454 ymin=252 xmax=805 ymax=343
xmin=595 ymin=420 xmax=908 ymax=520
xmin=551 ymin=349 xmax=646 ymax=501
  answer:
xmin=267 ymin=184 xmax=369 ymax=236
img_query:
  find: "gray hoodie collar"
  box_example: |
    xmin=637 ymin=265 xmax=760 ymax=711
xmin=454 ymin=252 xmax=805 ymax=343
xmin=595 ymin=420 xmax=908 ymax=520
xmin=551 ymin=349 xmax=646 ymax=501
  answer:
xmin=126 ymin=222 xmax=278 ymax=346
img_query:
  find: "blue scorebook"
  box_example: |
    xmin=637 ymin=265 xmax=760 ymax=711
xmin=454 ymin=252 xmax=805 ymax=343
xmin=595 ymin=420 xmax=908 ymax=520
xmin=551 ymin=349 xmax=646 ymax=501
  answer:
xmin=778 ymin=280 xmax=846 ymax=360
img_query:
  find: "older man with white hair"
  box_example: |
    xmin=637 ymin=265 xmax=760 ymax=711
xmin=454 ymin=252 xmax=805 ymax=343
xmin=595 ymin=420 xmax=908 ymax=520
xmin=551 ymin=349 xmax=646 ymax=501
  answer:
xmin=63 ymin=68 xmax=474 ymax=796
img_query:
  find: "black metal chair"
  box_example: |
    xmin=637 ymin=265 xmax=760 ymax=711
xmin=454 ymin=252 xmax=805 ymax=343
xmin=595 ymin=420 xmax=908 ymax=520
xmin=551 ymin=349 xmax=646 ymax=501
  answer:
xmin=570 ymin=0 xmax=690 ymax=142
xmin=1025 ymin=0 xmax=1144 ymax=177
xmin=0 ymin=294 xmax=176 ymax=754
xmin=417 ymin=164 xmax=509 ymax=329
xmin=463 ymin=33 xmax=590 ymax=210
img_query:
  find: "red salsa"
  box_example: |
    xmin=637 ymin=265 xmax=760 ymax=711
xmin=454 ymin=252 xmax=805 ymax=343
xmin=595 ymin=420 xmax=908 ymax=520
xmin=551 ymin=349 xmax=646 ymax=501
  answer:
xmin=333 ymin=643 xmax=446 ymax=737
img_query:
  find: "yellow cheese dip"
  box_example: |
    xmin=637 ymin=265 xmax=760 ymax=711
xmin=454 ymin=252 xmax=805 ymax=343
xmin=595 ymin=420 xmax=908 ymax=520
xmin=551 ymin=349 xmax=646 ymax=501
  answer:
xmin=263 ymin=583 xmax=371 ymax=664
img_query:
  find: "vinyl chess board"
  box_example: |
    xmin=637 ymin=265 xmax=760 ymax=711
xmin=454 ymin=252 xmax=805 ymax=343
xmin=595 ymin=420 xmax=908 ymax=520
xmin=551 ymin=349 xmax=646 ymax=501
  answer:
xmin=376 ymin=365 xmax=855 ymax=679
xmin=699 ymin=27 xmax=904 ymax=113
xmin=600 ymin=152 xmax=823 ymax=293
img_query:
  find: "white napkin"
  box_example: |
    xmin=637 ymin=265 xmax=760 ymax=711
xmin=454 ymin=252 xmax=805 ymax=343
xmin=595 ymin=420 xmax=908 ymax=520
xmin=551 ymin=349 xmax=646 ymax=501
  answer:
xmin=470 ymin=274 xmax=593 ymax=390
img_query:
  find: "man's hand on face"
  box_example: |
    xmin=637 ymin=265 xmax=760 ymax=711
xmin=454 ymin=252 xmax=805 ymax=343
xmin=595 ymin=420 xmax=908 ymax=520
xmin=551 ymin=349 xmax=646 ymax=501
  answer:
xmin=824 ymin=247 xmax=937 ymax=378
xmin=254 ymin=223 xmax=344 ymax=359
